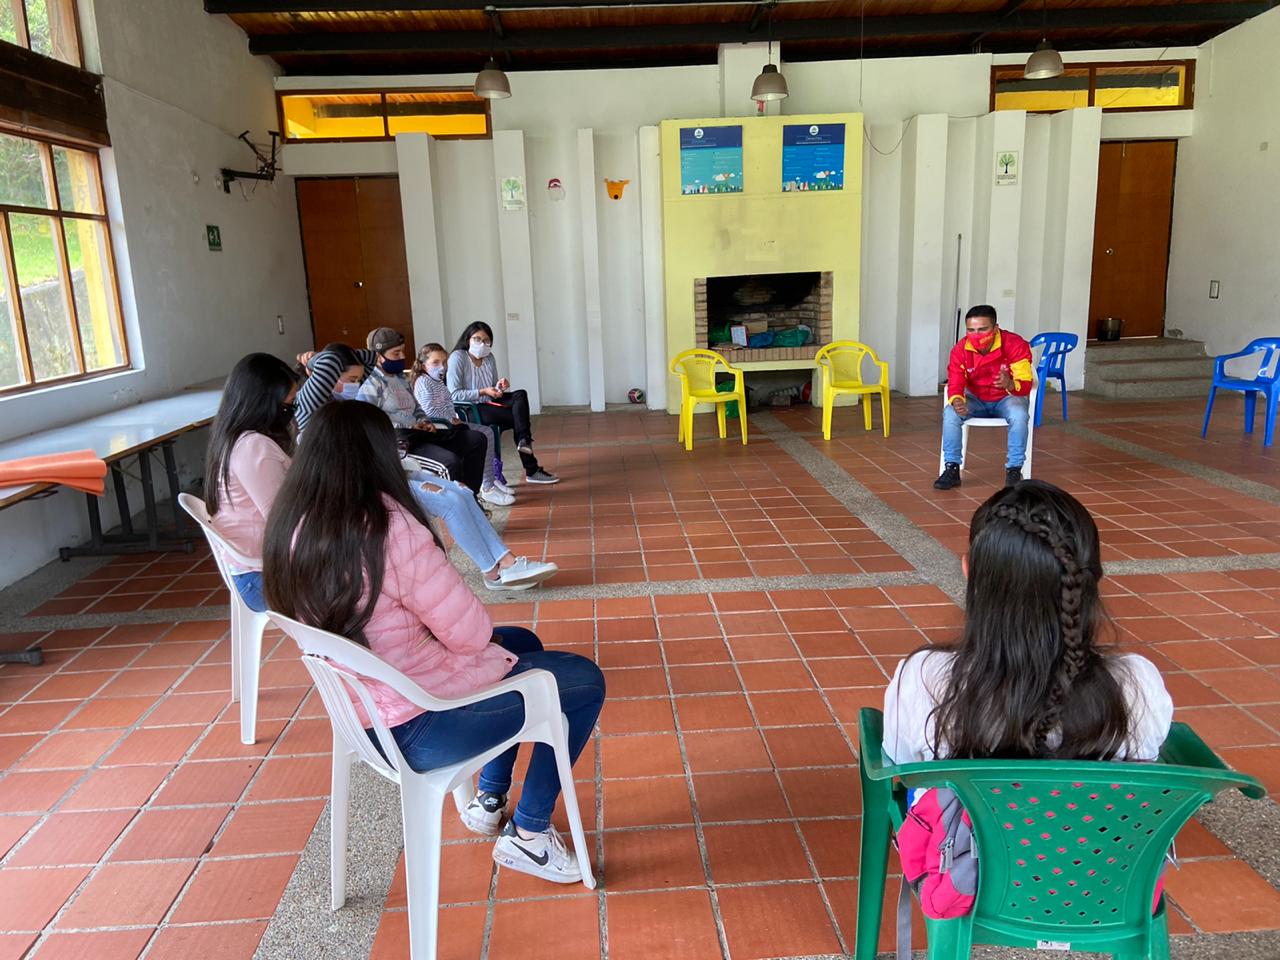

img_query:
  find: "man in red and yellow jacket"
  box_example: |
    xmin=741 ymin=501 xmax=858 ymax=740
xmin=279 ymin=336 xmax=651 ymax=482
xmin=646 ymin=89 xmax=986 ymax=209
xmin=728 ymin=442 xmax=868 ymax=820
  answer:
xmin=935 ymin=305 xmax=1034 ymax=490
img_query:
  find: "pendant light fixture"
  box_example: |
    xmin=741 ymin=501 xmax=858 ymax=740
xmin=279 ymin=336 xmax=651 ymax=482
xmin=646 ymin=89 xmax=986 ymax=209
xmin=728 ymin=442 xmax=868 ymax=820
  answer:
xmin=474 ymin=58 xmax=511 ymax=100
xmin=752 ymin=3 xmax=788 ymax=103
xmin=1023 ymin=0 xmax=1064 ymax=80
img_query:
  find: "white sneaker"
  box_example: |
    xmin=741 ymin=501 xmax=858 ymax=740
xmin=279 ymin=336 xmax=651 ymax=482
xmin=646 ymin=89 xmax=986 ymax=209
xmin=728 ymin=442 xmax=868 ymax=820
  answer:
xmin=483 ymin=575 xmax=537 ymax=592
xmin=492 ymin=821 xmax=581 ymax=884
xmin=499 ymin=557 xmax=558 ymax=588
xmin=492 ymin=478 xmax=516 ymax=495
xmin=480 ymin=484 xmax=515 ymax=507
xmin=460 ymin=790 xmax=507 ymax=836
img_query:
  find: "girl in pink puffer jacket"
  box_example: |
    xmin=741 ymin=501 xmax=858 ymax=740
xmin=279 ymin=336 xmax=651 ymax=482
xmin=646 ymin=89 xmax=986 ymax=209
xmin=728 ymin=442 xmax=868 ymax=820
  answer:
xmin=263 ymin=401 xmax=604 ymax=885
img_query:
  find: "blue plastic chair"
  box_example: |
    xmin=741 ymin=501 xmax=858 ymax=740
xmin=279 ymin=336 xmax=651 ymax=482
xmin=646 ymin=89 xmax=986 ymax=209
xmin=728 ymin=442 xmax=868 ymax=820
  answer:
xmin=1028 ymin=332 xmax=1078 ymax=427
xmin=1201 ymin=338 xmax=1280 ymax=448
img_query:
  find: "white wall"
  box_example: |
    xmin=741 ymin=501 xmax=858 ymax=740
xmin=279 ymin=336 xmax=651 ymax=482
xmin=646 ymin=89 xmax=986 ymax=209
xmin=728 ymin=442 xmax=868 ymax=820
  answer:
xmin=0 ymin=0 xmax=310 ymax=588
xmin=1167 ymin=8 xmax=1280 ymax=362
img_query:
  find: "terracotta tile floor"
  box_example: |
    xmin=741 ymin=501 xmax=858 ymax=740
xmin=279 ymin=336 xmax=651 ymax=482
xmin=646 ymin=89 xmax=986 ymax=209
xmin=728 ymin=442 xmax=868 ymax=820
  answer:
xmin=1 ymin=392 xmax=1278 ymax=959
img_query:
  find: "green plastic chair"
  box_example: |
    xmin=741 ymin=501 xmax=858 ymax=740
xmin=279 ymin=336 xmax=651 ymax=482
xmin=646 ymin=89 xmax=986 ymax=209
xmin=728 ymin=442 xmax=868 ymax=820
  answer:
xmin=856 ymin=707 xmax=1265 ymax=960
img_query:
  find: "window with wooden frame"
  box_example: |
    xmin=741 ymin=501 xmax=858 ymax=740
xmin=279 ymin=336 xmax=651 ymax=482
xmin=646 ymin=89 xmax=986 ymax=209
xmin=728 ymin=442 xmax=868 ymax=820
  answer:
xmin=991 ymin=60 xmax=1194 ymax=114
xmin=0 ymin=131 xmax=128 ymax=394
xmin=278 ymin=88 xmax=492 ymax=143
xmin=0 ymin=0 xmax=82 ymax=67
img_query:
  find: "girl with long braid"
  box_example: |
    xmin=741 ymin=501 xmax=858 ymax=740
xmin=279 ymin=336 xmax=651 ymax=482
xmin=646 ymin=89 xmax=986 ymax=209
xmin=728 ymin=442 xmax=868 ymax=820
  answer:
xmin=884 ymin=480 xmax=1172 ymax=764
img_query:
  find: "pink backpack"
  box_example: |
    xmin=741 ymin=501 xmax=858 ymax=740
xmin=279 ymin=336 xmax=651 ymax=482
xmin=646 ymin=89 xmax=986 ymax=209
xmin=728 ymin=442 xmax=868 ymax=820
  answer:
xmin=894 ymin=787 xmax=977 ymax=959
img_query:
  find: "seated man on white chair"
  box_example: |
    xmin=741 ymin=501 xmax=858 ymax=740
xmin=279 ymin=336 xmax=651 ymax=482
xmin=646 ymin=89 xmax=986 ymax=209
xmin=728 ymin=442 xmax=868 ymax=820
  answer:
xmin=935 ymin=305 xmax=1034 ymax=491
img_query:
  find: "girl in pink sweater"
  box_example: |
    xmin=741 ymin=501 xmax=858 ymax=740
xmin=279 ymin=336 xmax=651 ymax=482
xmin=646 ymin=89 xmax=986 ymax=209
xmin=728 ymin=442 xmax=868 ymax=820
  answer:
xmin=262 ymin=401 xmax=604 ymax=884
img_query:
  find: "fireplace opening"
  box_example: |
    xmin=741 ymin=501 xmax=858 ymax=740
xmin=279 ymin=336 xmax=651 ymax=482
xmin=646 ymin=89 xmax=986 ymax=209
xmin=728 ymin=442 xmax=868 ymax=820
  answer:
xmin=696 ymin=271 xmax=833 ymax=363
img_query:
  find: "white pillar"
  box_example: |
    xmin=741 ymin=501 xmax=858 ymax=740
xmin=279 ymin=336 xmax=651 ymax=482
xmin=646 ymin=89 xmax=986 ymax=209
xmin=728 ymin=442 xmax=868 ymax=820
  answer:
xmin=1055 ymin=108 xmax=1102 ymax=390
xmin=896 ymin=114 xmax=949 ymax=396
xmin=577 ymin=128 xmax=606 ymax=412
xmin=638 ymin=125 xmax=667 ymax=410
xmin=491 ymin=130 xmax=544 ymax=413
xmin=394 ymin=133 xmax=447 ymax=348
xmin=969 ymin=111 xmax=1027 ymax=331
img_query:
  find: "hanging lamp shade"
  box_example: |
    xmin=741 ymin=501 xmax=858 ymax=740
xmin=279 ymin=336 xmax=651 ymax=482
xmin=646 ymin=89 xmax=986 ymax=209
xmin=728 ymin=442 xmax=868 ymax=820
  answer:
xmin=474 ymin=59 xmax=511 ymax=99
xmin=1024 ymin=40 xmax=1065 ymax=80
xmin=751 ymin=63 xmax=789 ymax=102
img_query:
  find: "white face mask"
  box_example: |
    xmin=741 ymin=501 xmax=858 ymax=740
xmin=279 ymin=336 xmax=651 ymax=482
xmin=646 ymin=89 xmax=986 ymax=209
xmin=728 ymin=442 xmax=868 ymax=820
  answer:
xmin=426 ymin=364 xmax=446 ymax=382
xmin=469 ymin=339 xmax=492 ymax=360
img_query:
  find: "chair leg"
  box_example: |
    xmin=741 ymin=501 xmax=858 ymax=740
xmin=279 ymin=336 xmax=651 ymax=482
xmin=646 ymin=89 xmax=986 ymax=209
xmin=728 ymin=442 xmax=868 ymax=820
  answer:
xmin=1265 ymin=391 xmax=1278 ymax=448
xmin=330 ymin=746 xmax=355 ymax=910
xmin=676 ymin=401 xmax=684 ymax=444
xmin=716 ymin=402 xmax=727 ymax=439
xmin=822 ymin=387 xmax=833 ymax=441
xmin=1244 ymin=391 xmax=1257 ymax=435
xmin=552 ymin=715 xmax=597 ymax=889
xmin=881 ymin=388 xmax=890 ymax=438
xmin=959 ymin=424 xmax=969 ymax=469
xmin=684 ymin=401 xmax=695 ymax=452
xmin=228 ymin=599 xmax=242 ymax=704
xmin=863 ymin=393 xmax=873 ymax=432
xmin=1033 ymin=382 xmax=1045 ymax=428
xmin=1201 ymin=387 xmax=1218 ymax=438
xmin=238 ymin=608 xmax=267 ymax=746
xmin=1060 ymin=376 xmax=1069 ymax=422
xmin=925 ymin=915 xmax=973 ymax=960
xmin=401 ymin=782 xmax=448 ymax=960
xmin=854 ymin=777 xmax=894 ymax=960
xmin=738 ymin=394 xmax=748 ymax=445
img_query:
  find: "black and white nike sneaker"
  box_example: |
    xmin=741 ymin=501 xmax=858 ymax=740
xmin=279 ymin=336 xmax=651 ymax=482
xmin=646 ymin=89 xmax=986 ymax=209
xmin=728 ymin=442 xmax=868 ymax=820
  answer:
xmin=460 ymin=790 xmax=507 ymax=836
xmin=492 ymin=820 xmax=581 ymax=883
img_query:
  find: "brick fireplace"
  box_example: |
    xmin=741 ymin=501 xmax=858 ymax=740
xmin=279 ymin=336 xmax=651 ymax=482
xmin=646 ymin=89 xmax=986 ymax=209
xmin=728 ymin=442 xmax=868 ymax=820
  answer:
xmin=695 ymin=271 xmax=834 ymax=364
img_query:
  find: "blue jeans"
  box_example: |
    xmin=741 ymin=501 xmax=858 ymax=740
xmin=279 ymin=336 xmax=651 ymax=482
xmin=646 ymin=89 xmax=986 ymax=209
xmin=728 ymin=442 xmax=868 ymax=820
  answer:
xmin=388 ymin=626 xmax=605 ymax=833
xmin=231 ymin=571 xmax=267 ymax=613
xmin=942 ymin=394 xmax=1030 ymax=468
xmin=407 ymin=474 xmax=509 ymax=573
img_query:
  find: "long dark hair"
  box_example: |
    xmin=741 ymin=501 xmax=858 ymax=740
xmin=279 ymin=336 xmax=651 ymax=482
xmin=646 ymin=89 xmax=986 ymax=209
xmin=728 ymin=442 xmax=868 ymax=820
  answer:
xmin=205 ymin=353 xmax=298 ymax=516
xmin=928 ymin=480 xmax=1129 ymax=761
xmin=453 ymin=321 xmax=494 ymax=354
xmin=262 ymin=400 xmax=440 ymax=645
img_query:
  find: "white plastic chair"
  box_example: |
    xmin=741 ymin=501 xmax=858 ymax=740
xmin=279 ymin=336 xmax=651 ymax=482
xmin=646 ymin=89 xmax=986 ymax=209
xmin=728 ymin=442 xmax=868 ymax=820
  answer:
xmin=938 ymin=379 xmax=1037 ymax=478
xmin=178 ymin=492 xmax=268 ymax=745
xmin=266 ymin=612 xmax=596 ymax=960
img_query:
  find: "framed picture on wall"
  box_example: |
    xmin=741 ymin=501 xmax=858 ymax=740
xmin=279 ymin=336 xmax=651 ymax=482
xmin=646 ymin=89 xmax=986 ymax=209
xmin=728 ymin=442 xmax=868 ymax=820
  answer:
xmin=679 ymin=125 xmax=744 ymax=195
xmin=782 ymin=123 xmax=845 ymax=192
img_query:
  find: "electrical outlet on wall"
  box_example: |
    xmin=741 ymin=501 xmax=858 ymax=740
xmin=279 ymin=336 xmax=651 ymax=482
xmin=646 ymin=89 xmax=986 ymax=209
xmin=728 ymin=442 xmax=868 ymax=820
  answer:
xmin=1209 ymin=281 xmax=1220 ymax=300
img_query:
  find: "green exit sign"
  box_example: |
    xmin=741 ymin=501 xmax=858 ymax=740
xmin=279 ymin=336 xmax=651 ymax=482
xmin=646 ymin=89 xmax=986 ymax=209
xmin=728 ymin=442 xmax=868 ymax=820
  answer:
xmin=206 ymin=224 xmax=222 ymax=251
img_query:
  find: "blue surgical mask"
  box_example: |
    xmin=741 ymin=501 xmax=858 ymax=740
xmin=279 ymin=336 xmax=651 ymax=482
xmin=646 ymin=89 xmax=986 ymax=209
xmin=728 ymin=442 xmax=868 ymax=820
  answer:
xmin=382 ymin=358 xmax=407 ymax=376
xmin=335 ymin=382 xmax=361 ymax=401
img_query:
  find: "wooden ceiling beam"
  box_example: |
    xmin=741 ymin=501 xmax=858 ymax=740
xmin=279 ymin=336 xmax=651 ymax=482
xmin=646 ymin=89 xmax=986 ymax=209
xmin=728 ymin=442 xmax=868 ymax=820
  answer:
xmin=208 ymin=0 xmax=750 ymax=11
xmin=245 ymin=3 xmax=1270 ymax=56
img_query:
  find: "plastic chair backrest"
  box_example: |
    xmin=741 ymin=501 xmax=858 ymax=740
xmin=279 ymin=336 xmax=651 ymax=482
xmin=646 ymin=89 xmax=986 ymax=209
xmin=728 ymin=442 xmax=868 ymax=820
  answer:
xmin=816 ymin=341 xmax=879 ymax=385
xmin=177 ymin=492 xmax=261 ymax=592
xmin=861 ymin=709 xmax=1262 ymax=946
xmin=1242 ymin=338 xmax=1280 ymax=383
xmin=1029 ymin=333 xmax=1078 ymax=378
xmin=671 ymin=349 xmax=731 ymax=393
xmin=267 ymin=612 xmax=451 ymax=784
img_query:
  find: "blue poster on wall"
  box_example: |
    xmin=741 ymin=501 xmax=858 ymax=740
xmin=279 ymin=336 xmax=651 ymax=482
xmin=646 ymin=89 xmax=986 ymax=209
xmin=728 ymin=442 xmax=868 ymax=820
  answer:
xmin=782 ymin=123 xmax=845 ymax=192
xmin=679 ymin=125 xmax=744 ymax=195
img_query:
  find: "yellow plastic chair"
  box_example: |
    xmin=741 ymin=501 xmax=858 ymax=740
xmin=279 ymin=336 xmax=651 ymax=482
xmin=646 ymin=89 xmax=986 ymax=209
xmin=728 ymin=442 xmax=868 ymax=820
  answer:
xmin=670 ymin=349 xmax=747 ymax=451
xmin=815 ymin=341 xmax=891 ymax=440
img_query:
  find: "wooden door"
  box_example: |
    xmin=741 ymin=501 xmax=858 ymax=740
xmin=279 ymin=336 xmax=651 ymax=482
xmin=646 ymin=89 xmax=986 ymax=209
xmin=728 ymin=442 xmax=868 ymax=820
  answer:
xmin=295 ymin=177 xmax=414 ymax=355
xmin=354 ymin=178 xmax=414 ymax=356
xmin=1087 ymin=141 xmax=1177 ymax=339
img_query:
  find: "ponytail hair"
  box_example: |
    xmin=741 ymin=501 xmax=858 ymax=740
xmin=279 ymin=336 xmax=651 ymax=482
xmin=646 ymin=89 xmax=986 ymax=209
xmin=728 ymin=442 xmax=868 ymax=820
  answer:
xmin=928 ymin=480 xmax=1129 ymax=761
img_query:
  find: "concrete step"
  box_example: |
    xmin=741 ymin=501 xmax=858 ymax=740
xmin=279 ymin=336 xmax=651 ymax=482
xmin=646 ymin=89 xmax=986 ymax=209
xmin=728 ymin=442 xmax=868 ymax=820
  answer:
xmin=1084 ymin=337 xmax=1208 ymax=362
xmin=1086 ymin=356 xmax=1216 ymax=382
xmin=1086 ymin=375 xmax=1212 ymax=400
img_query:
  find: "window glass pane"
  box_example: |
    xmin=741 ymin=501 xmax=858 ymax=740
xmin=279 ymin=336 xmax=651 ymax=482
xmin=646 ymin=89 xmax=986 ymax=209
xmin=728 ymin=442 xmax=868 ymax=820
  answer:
xmin=1094 ymin=64 xmax=1186 ymax=110
xmin=0 ymin=2 xmax=18 ymax=46
xmin=386 ymin=92 xmax=488 ymax=137
xmin=10 ymin=213 xmax=78 ymax=381
xmin=282 ymin=93 xmax=385 ymax=140
xmin=0 ymin=134 xmax=53 ymax=209
xmin=0 ymin=223 xmax=27 ymax=389
xmin=52 ymin=146 xmax=104 ymax=214
xmin=23 ymin=0 xmax=78 ymax=65
xmin=63 ymin=219 xmax=122 ymax=372
xmin=994 ymin=66 xmax=1090 ymax=112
